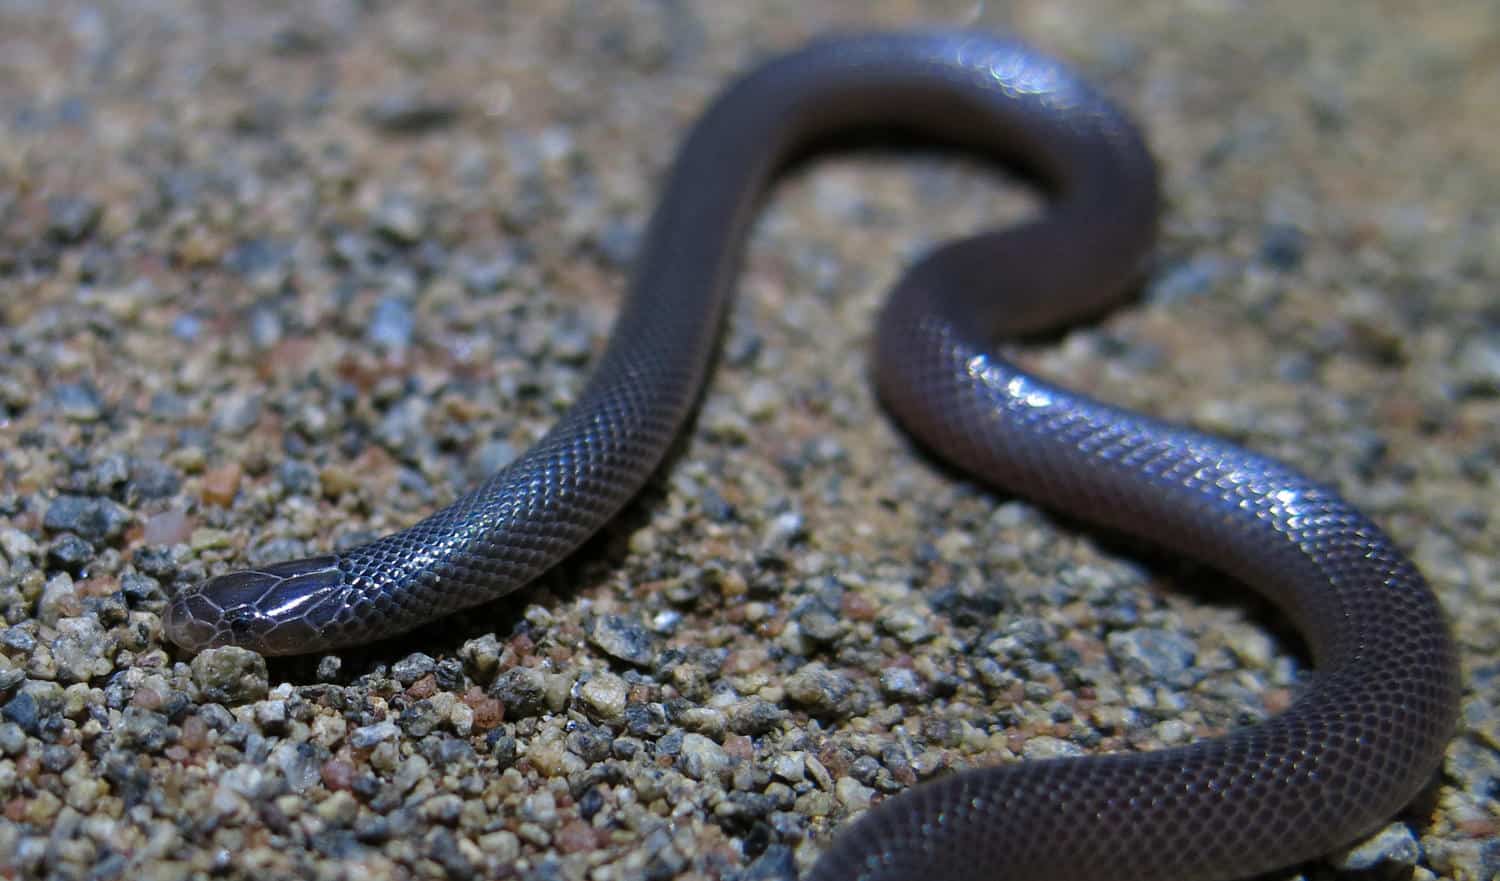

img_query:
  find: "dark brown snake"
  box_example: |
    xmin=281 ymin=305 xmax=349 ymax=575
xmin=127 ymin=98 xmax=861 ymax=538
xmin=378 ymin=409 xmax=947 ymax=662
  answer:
xmin=164 ymin=31 xmax=1460 ymax=881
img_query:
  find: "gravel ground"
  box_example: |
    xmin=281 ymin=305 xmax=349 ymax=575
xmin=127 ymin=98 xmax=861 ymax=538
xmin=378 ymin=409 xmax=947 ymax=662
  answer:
xmin=1 ymin=1 xmax=1497 ymax=880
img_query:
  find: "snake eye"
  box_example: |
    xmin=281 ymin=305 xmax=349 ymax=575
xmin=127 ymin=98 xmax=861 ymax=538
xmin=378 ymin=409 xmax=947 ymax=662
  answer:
xmin=222 ymin=604 xmax=265 ymax=638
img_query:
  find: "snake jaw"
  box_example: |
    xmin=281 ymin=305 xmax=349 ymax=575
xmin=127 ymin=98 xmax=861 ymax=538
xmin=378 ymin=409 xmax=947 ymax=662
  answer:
xmin=164 ymin=555 xmax=345 ymax=655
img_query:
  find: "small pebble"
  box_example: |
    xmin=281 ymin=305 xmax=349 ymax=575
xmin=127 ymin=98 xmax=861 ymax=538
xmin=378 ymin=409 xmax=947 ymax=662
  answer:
xmin=488 ymin=667 xmax=548 ymax=719
xmin=43 ymin=495 xmax=130 ymax=543
xmin=1333 ymin=822 xmax=1421 ymax=875
xmin=577 ymin=672 xmax=628 ymax=721
xmin=585 ymin=614 xmax=657 ymax=668
xmin=677 ymin=733 xmax=732 ymax=782
xmin=363 ymin=94 xmax=461 ymax=133
xmin=46 ymin=195 xmax=102 ymax=242
xmin=199 ymin=464 xmax=243 ymax=507
xmin=190 ymin=647 xmax=270 ymax=704
xmin=785 ymin=665 xmax=856 ymax=717
xmin=1107 ymin=628 xmax=1199 ymax=687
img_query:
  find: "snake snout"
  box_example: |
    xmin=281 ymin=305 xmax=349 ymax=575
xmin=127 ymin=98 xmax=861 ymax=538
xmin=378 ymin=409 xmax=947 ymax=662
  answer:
xmin=162 ymin=590 xmax=218 ymax=652
xmin=164 ymin=555 xmax=346 ymax=654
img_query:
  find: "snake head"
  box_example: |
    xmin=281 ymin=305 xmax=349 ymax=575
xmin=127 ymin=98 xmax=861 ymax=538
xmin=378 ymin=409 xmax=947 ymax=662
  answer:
xmin=163 ymin=555 xmax=345 ymax=655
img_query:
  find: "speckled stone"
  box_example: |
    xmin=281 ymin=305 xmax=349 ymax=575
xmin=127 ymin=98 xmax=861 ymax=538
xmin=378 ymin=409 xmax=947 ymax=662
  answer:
xmin=189 ymin=647 xmax=270 ymax=704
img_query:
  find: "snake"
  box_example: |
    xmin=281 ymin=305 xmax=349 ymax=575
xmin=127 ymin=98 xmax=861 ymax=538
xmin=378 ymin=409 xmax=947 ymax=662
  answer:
xmin=162 ymin=31 xmax=1460 ymax=881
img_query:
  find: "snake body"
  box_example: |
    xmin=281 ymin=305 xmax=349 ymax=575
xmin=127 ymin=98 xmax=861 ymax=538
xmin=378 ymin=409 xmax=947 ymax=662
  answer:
xmin=164 ymin=32 xmax=1459 ymax=881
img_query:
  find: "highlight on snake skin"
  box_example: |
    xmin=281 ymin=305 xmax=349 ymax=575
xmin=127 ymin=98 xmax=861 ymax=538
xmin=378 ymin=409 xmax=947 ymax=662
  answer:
xmin=163 ymin=31 xmax=1459 ymax=881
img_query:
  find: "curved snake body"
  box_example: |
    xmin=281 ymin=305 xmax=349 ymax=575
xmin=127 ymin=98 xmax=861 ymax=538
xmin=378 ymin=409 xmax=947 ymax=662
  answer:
xmin=164 ymin=32 xmax=1459 ymax=881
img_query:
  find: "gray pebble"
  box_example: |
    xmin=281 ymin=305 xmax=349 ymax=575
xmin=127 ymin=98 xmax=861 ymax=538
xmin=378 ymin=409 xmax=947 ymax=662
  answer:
xmin=268 ymin=23 xmax=327 ymax=55
xmin=44 ymin=494 xmax=129 ymax=542
xmin=879 ymin=667 xmax=926 ymax=701
xmin=1149 ymin=254 xmax=1232 ymax=304
xmin=349 ymin=720 xmax=401 ymax=749
xmin=0 ymin=375 xmax=31 ymax=412
xmin=223 ymin=237 xmax=290 ymax=280
xmin=460 ymin=254 xmax=515 ymax=294
xmin=1333 ymin=822 xmax=1420 ymax=874
xmin=668 ymin=663 xmax=710 ymax=702
xmin=276 ymin=460 xmax=319 ymax=495
xmin=427 ymin=735 xmax=475 ymax=767
xmin=376 ymin=397 xmax=429 ymax=457
xmin=363 ymin=94 xmax=461 ymax=133
xmin=727 ymin=700 xmax=784 ymax=736
xmin=51 ymin=617 xmax=114 ymax=683
xmin=128 ymin=459 xmax=182 ymax=501
xmin=119 ymin=706 xmax=169 ymax=752
xmin=0 ymin=527 xmax=39 ymax=565
xmin=46 ymin=195 xmax=101 ymax=242
xmin=171 ymin=314 xmax=201 ymax=340
xmin=248 ymin=304 xmax=284 ymax=349
xmin=764 ymin=511 xmax=806 ymax=547
xmin=315 ymin=655 xmax=342 ymax=682
xmin=519 ymin=789 xmax=558 ymax=826
xmin=397 ymin=699 xmax=443 ymax=738
xmin=1 ymin=692 xmax=40 ymax=735
xmin=131 ymin=545 xmax=181 ymax=579
xmin=291 ymin=403 xmax=334 ymax=440
xmin=391 ymin=652 xmax=437 ymax=685
xmin=36 ymin=574 xmax=79 ymax=624
xmin=577 ymin=672 xmax=628 ymax=721
xmin=421 ymin=792 xmax=465 ymax=826
xmin=10 ymin=839 xmax=44 ymax=875
xmin=796 ymin=605 xmax=843 ymax=644
xmin=88 ymin=454 xmax=130 ymax=493
xmin=190 ymin=646 xmax=270 ymax=704
xmin=1107 ymin=628 xmax=1199 ymax=686
xmin=147 ymin=391 xmax=189 ymax=421
xmin=1021 ymin=736 xmax=1086 ymax=760
xmin=271 ymin=741 xmax=323 ymax=793
xmin=254 ymin=699 xmax=288 ymax=733
xmin=49 ymin=381 xmax=103 ymax=421
xmin=0 ymin=721 xmax=26 ymax=755
xmin=487 ymin=733 xmax=518 ymax=767
xmin=641 ymin=827 xmax=688 ymax=876
xmin=458 ymin=633 xmax=502 ymax=680
xmin=0 ymin=627 xmax=36 ymax=652
xmin=878 ymin=605 xmax=934 ymax=645
xmin=197 ymin=703 xmax=235 ymax=731
xmin=47 ymin=534 xmax=94 ymax=571
xmin=785 ymin=665 xmax=856 ymax=717
xmin=468 ymin=441 xmax=522 ymax=483
xmin=118 ymin=571 xmax=160 ymax=604
xmin=368 ymin=296 xmax=415 ymax=350
xmin=549 ymin=318 xmax=594 ymax=365
xmin=592 ymin=217 xmax=641 ymax=267
xmin=211 ymin=392 xmax=262 ymax=436
xmin=677 ymin=732 xmax=732 ymax=782
xmin=623 ymin=701 xmax=669 ymax=738
xmin=1257 ymin=223 xmax=1305 ymax=270
xmin=39 ymin=742 xmax=74 ymax=772
xmin=586 ymin=614 xmax=657 ymax=668
xmin=1454 ymin=331 xmax=1500 ymax=397
xmin=489 ymin=667 xmax=548 ymax=718
xmin=372 ymin=194 xmax=428 ymax=244
xmin=742 ymin=844 xmax=797 ymax=881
